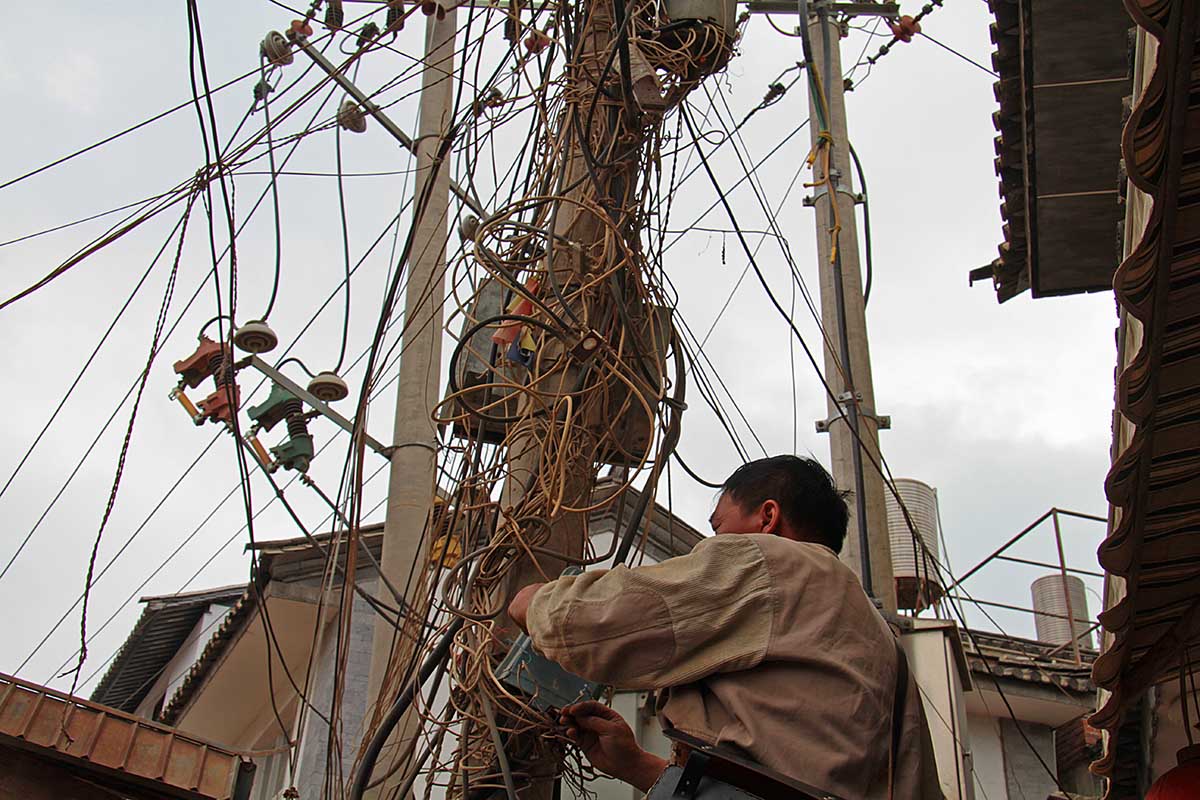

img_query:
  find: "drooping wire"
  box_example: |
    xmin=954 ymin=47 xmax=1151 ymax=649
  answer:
xmin=333 ymin=120 xmax=352 ymax=373
xmin=847 ymin=142 xmax=874 ymax=307
xmin=258 ymin=57 xmax=286 ymax=321
xmin=0 ymin=66 xmax=263 ymax=192
xmin=65 ymin=189 xmax=194 ymax=692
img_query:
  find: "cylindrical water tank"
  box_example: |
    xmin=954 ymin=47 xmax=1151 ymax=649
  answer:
xmin=885 ymin=478 xmax=944 ymax=611
xmin=1031 ymin=574 xmax=1094 ymax=649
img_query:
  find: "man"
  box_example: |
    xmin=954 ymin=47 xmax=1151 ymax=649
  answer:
xmin=508 ymin=455 xmax=942 ymax=799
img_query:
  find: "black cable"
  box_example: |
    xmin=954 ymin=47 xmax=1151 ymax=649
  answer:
xmin=185 ymin=3 xmax=295 ymax=745
xmin=0 ymin=188 xmax=179 ymax=249
xmin=348 ymin=616 xmax=464 ymax=800
xmin=0 ymin=179 xmax=198 ymax=313
xmin=259 ymin=59 xmax=285 ymax=321
xmin=919 ymin=32 xmax=999 ymax=78
xmin=847 ymin=142 xmax=874 ymax=307
xmin=671 ymin=451 xmax=723 ymax=489
xmin=682 ymin=105 xmax=879 ymax=585
xmin=66 ymin=190 xmax=192 ymax=692
xmin=0 ymin=66 xmax=262 ymax=192
xmin=0 ymin=210 xmax=184 ymax=508
xmin=333 ymin=123 xmax=353 ymax=373
xmin=661 ymin=119 xmax=810 ymax=256
xmin=612 ymin=345 xmax=686 ymax=566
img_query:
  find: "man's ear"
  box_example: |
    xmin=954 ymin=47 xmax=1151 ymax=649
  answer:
xmin=760 ymin=499 xmax=783 ymax=534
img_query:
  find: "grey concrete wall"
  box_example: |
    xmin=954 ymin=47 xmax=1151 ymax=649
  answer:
xmin=292 ymin=578 xmax=378 ymax=796
xmin=999 ymin=719 xmax=1057 ymax=800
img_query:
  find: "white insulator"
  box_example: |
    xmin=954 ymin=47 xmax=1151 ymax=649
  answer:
xmin=308 ymin=371 xmax=350 ymax=402
xmin=337 ymin=100 xmax=368 ymax=134
xmin=458 ymin=214 xmax=480 ymax=242
xmin=233 ymin=319 xmax=279 ymax=354
xmin=261 ymin=31 xmax=294 ymax=67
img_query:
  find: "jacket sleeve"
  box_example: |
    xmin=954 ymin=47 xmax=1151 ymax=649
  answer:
xmin=524 ymin=534 xmax=776 ymax=690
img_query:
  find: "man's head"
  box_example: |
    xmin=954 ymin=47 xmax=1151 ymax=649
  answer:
xmin=708 ymin=455 xmax=848 ymax=553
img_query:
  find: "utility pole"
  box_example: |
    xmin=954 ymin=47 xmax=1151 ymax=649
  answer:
xmin=364 ymin=3 xmax=459 ymax=783
xmin=803 ymin=2 xmax=897 ymax=613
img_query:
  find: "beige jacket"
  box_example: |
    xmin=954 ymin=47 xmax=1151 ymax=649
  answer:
xmin=526 ymin=533 xmax=942 ymax=800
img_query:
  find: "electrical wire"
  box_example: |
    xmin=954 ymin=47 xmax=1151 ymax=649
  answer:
xmin=919 ymin=32 xmax=999 ymax=78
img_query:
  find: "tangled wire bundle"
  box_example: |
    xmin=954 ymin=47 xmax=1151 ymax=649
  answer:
xmin=352 ymin=0 xmax=742 ymax=795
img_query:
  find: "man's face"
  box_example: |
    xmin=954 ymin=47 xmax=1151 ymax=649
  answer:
xmin=708 ymin=492 xmax=766 ymax=535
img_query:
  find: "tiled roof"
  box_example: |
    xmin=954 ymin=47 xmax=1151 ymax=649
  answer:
xmin=1090 ymin=0 xmax=1200 ymax=783
xmin=983 ymin=0 xmax=1030 ymax=302
xmin=90 ymin=585 xmax=244 ymax=714
xmin=1 ymin=672 xmax=253 ymax=799
xmin=962 ymin=628 xmax=1095 ymax=693
xmin=159 ymin=588 xmax=257 ymax=726
xmin=977 ymin=0 xmax=1130 ymax=302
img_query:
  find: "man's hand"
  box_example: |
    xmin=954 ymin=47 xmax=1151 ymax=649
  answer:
xmin=558 ymin=701 xmax=668 ymax=792
xmin=507 ymin=583 xmax=544 ymax=633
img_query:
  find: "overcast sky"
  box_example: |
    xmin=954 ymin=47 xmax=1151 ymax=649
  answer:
xmin=0 ymin=0 xmax=1115 ymax=692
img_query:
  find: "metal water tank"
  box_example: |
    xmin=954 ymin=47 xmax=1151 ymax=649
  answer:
xmin=885 ymin=478 xmax=944 ymax=611
xmin=1031 ymin=574 xmax=1094 ymax=649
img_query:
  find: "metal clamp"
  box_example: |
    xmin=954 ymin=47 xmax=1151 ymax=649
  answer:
xmin=803 ymin=184 xmax=864 ymax=207
xmin=815 ymin=391 xmax=891 ymax=433
xmin=746 ymin=0 xmax=899 ymax=14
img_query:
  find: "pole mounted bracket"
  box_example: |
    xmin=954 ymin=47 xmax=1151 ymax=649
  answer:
xmin=803 ymin=185 xmax=864 ymax=207
xmin=744 ymin=1 xmax=899 ymax=16
xmin=245 ymin=356 xmax=393 ymax=460
xmin=815 ymin=391 xmax=891 ymax=433
xmin=804 ymin=167 xmax=864 ymax=207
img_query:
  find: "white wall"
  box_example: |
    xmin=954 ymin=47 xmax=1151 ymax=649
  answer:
xmin=904 ymin=622 xmax=974 ymax=800
xmin=966 ymin=714 xmax=1007 ymax=800
xmin=134 ymin=602 xmax=232 ymax=720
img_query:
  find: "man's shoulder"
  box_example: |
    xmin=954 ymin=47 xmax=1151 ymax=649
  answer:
xmin=744 ymin=535 xmax=878 ymax=602
xmin=686 ymin=535 xmax=859 ymax=588
xmin=740 ymin=533 xmax=842 ymax=564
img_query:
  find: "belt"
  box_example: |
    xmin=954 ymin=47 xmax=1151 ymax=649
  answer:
xmin=648 ymin=765 xmax=767 ymax=800
xmin=659 ymin=729 xmax=840 ymax=800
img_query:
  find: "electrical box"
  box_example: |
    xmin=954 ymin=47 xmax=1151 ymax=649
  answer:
xmin=495 ymin=633 xmax=599 ymax=712
xmin=589 ymin=303 xmax=673 ymax=466
xmin=445 ymin=278 xmax=520 ymax=444
xmin=496 ymin=567 xmax=601 ymax=712
xmin=665 ymin=0 xmax=738 ymax=36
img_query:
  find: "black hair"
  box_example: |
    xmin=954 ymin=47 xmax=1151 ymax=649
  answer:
xmin=721 ymin=455 xmax=849 ymax=553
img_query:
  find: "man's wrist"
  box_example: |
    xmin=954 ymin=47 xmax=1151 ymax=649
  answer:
xmin=626 ymin=750 xmax=668 ymax=793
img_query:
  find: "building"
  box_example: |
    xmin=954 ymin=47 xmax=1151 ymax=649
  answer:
xmin=971 ymin=0 xmax=1131 ymax=301
xmin=978 ymin=0 xmax=1200 ymax=795
xmin=1091 ymin=0 xmax=1200 ymax=795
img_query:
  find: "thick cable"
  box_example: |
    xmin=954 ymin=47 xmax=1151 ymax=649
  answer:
xmin=348 ymin=616 xmax=464 ymax=800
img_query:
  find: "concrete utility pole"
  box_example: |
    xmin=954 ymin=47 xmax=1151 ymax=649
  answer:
xmin=365 ymin=2 xmax=459 ymax=777
xmin=496 ymin=1 xmax=620 ymax=616
xmin=804 ymin=4 xmax=897 ymax=613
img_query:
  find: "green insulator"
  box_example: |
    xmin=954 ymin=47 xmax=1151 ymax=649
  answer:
xmin=248 ymin=384 xmax=299 ymax=432
xmin=271 ymin=434 xmax=315 ymax=473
